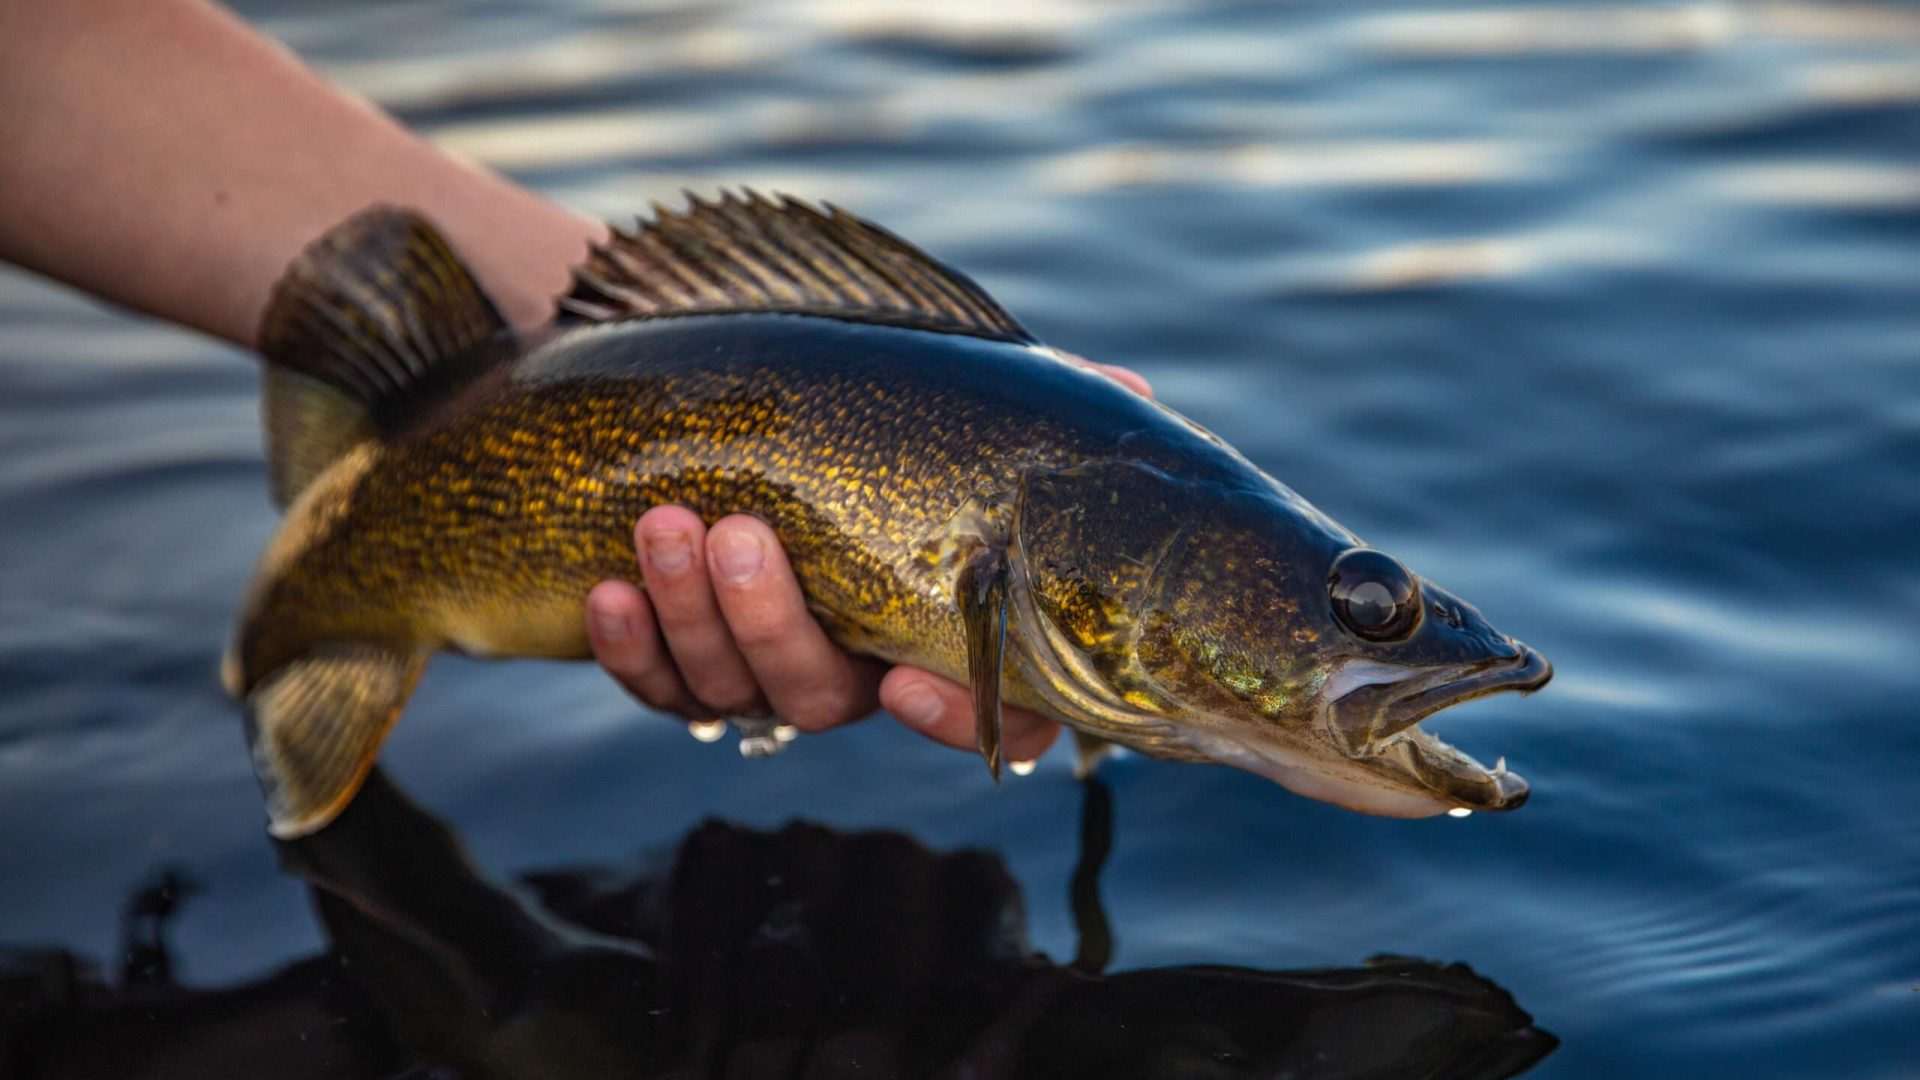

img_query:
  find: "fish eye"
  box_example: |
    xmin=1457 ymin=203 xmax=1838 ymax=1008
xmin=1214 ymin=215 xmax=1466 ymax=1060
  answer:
xmin=1328 ymin=549 xmax=1421 ymax=642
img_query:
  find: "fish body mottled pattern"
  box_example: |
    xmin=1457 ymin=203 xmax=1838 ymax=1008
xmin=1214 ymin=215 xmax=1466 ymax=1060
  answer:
xmin=235 ymin=312 xmax=1251 ymax=703
xmin=233 ymin=199 xmax=1549 ymax=834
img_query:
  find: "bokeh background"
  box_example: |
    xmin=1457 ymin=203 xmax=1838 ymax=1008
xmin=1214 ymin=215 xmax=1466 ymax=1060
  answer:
xmin=3 ymin=2 xmax=1918 ymax=1076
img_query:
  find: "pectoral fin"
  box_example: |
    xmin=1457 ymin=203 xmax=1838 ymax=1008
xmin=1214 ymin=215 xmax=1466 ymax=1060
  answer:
xmin=245 ymin=646 xmax=427 ymax=839
xmin=957 ymin=547 xmax=1010 ymax=781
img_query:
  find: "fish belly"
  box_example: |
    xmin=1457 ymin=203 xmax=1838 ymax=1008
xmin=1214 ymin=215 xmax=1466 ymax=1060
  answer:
xmin=436 ymin=591 xmax=597 ymax=660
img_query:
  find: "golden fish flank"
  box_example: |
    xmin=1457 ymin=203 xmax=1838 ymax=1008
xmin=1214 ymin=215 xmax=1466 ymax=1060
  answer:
xmin=227 ymin=191 xmax=1551 ymax=838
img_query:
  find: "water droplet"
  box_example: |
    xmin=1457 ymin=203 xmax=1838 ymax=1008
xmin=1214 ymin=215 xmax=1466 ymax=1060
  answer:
xmin=773 ymin=724 xmax=799 ymax=744
xmin=732 ymin=717 xmax=784 ymax=758
xmin=1447 ymin=807 xmax=1473 ymax=819
xmin=689 ymin=719 xmax=726 ymax=743
xmin=1009 ymin=758 xmax=1037 ymax=777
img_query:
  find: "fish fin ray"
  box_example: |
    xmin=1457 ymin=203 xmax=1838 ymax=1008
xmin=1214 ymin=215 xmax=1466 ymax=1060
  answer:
xmin=557 ymin=190 xmax=1037 ymax=344
xmin=958 ymin=546 xmax=1010 ymax=781
xmin=261 ymin=369 xmax=378 ymax=508
xmin=1071 ymin=729 xmax=1122 ymax=780
xmin=257 ymin=206 xmax=508 ymax=504
xmin=244 ymin=645 xmax=427 ymax=838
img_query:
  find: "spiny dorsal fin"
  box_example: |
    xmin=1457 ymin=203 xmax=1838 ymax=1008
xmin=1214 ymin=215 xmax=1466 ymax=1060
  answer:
xmin=256 ymin=206 xmax=507 ymax=505
xmin=557 ymin=190 xmax=1037 ymax=344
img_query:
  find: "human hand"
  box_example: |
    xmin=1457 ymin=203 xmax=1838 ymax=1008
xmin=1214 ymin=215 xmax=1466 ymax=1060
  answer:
xmin=584 ymin=358 xmax=1152 ymax=764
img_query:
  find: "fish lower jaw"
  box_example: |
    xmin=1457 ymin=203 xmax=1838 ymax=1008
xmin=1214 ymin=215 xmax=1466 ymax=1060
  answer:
xmin=1384 ymin=727 xmax=1529 ymax=811
xmin=1377 ymin=722 xmax=1505 ymax=772
xmin=1173 ymin=727 xmax=1457 ymax=819
xmin=1310 ymin=696 xmax=1529 ymax=814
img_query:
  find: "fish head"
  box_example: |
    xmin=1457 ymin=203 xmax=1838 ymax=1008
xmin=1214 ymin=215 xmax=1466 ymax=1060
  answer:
xmin=1011 ymin=460 xmax=1550 ymax=817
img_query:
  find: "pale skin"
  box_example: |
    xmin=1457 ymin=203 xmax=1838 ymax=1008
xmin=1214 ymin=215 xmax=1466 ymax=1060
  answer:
xmin=1 ymin=0 xmax=1153 ymax=762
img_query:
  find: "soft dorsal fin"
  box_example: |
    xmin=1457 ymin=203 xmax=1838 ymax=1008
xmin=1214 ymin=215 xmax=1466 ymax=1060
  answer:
xmin=256 ymin=206 xmax=508 ymax=506
xmin=557 ymin=190 xmax=1037 ymax=344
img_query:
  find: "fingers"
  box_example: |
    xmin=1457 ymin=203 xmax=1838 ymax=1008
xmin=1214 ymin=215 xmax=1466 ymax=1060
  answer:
xmin=1093 ymin=363 xmax=1153 ymax=398
xmin=594 ymin=507 xmax=884 ymax=731
xmin=633 ymin=506 xmax=766 ymax=716
xmin=704 ymin=515 xmax=885 ymax=732
xmin=879 ymin=667 xmax=1062 ymax=766
xmin=584 ymin=579 xmax=703 ymax=718
xmin=1056 ymin=350 xmax=1153 ymax=399
xmin=592 ymin=506 xmax=1066 ymax=776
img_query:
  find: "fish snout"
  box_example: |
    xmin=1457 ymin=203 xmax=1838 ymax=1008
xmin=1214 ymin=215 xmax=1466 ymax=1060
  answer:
xmin=1503 ymin=640 xmax=1553 ymax=693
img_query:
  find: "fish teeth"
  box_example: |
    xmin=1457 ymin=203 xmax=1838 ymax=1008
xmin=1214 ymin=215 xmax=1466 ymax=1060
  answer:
xmin=1009 ymin=758 xmax=1037 ymax=777
xmin=1492 ymin=755 xmax=1508 ymax=777
xmin=688 ymin=719 xmax=727 ymax=743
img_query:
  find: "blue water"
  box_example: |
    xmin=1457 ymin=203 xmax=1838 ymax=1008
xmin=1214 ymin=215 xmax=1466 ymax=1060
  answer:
xmin=3 ymin=2 xmax=1918 ymax=1076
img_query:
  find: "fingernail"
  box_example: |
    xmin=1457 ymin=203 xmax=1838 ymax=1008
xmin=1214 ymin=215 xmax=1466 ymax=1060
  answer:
xmin=593 ymin=609 xmax=630 ymax=643
xmin=645 ymin=530 xmax=692 ymax=575
xmin=892 ymin=682 xmax=944 ymax=729
xmin=711 ymin=528 xmax=764 ymax=585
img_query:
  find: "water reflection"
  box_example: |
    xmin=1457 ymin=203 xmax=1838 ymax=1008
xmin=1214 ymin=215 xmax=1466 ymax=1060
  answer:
xmin=3 ymin=774 xmax=1554 ymax=1079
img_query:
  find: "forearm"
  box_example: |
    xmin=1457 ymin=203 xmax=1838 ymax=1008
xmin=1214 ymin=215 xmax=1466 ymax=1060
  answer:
xmin=0 ymin=0 xmax=602 ymax=345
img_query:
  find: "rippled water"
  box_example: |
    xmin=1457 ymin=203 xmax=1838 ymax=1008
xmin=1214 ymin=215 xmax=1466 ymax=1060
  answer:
xmin=4 ymin=2 xmax=1918 ymax=1076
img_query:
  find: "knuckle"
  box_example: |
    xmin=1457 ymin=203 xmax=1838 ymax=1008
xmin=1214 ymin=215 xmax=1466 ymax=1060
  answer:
xmin=658 ymin=623 xmax=733 ymax=669
xmin=666 ymin=702 xmax=712 ymax=724
xmin=648 ymin=582 xmax=714 ymax=623
xmin=630 ymin=668 xmax=679 ymax=704
xmin=726 ymin=608 xmax=793 ymax=651
xmin=600 ymin=650 xmax=657 ymax=686
xmin=604 ymin=657 xmax=697 ymax=718
xmin=634 ymin=682 xmax=685 ymax=715
xmin=783 ymin=691 xmax=854 ymax=732
xmin=690 ymin=683 xmax=763 ymax=718
xmin=637 ymin=687 xmax=682 ymax=714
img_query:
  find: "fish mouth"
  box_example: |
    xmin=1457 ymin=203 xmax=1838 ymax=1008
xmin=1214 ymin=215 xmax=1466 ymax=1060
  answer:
xmin=1323 ymin=644 xmax=1552 ymax=812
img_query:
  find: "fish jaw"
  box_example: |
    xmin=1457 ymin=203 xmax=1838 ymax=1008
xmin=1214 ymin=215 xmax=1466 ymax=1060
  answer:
xmin=1125 ymin=647 xmax=1548 ymax=818
xmin=1170 ymin=726 xmax=1468 ymax=817
xmin=1310 ymin=645 xmax=1552 ymax=814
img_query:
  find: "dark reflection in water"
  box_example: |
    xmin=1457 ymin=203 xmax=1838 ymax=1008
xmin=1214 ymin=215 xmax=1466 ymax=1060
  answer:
xmin=3 ymin=773 xmax=1552 ymax=1079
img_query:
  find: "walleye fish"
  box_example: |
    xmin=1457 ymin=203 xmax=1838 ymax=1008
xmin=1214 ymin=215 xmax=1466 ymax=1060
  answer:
xmin=224 ymin=192 xmax=1551 ymax=837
